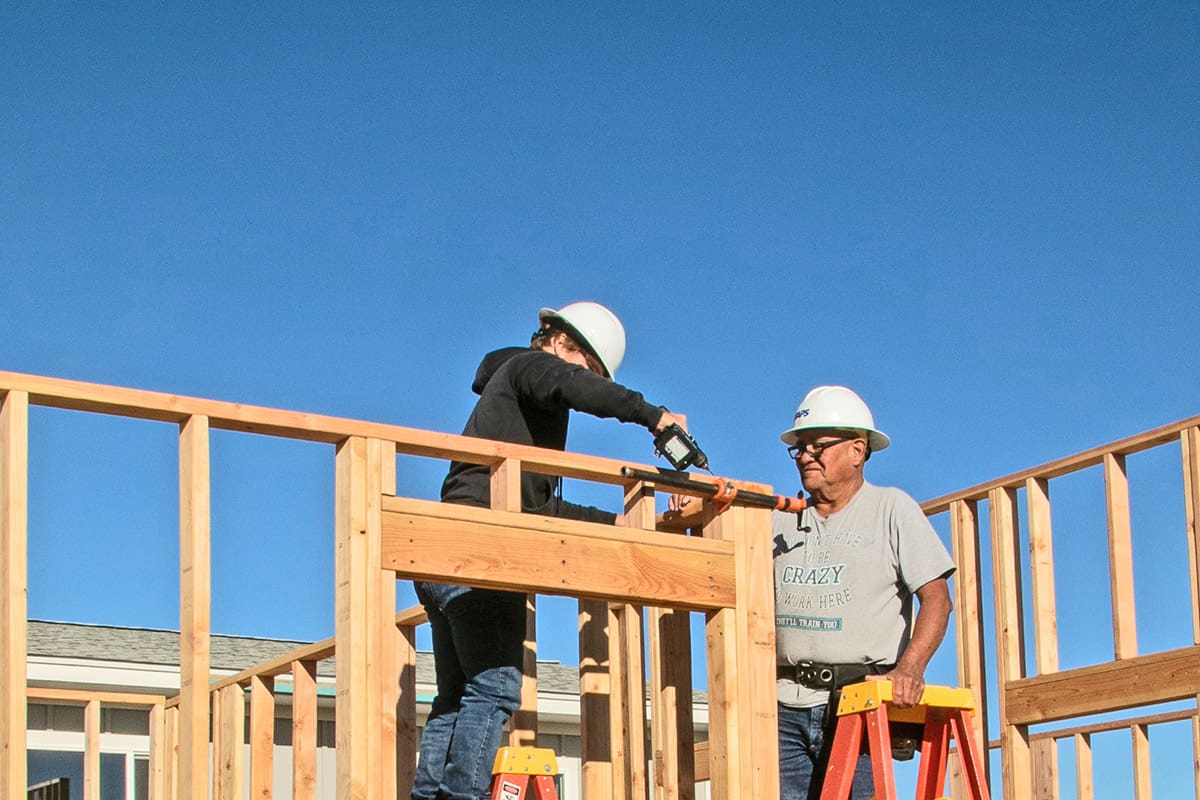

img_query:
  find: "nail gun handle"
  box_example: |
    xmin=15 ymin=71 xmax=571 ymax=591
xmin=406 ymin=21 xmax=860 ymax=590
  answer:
xmin=653 ymin=424 xmax=709 ymax=471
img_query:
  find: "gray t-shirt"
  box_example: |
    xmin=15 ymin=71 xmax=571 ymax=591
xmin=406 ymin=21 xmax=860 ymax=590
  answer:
xmin=774 ymin=480 xmax=955 ymax=708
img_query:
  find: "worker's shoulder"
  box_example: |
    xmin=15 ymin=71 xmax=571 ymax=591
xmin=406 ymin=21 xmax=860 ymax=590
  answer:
xmin=498 ymin=348 xmax=558 ymax=367
xmin=473 ymin=347 xmax=547 ymax=393
xmin=498 ymin=348 xmax=576 ymax=381
xmin=859 ymin=481 xmax=922 ymax=509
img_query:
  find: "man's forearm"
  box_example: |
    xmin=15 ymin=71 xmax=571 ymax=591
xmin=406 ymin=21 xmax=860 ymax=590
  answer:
xmin=889 ymin=578 xmax=952 ymax=705
xmin=897 ymin=587 xmax=951 ymax=674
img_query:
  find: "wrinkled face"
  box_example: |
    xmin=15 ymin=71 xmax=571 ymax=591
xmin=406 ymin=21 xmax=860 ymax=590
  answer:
xmin=788 ymin=430 xmax=868 ymax=494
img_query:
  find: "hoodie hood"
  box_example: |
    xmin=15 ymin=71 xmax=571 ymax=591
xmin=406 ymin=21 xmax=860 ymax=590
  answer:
xmin=471 ymin=347 xmax=528 ymax=394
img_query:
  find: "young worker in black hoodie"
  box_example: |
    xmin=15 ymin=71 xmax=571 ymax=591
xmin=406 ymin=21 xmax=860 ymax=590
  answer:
xmin=412 ymin=301 xmax=685 ymax=800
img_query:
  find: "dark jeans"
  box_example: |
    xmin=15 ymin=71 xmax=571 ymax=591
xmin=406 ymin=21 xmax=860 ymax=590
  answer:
xmin=412 ymin=583 xmax=527 ymax=800
xmin=778 ymin=702 xmax=873 ymax=800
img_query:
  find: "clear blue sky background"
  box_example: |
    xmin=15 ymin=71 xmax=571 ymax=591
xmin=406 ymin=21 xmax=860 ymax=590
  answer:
xmin=3 ymin=2 xmax=1198 ymax=794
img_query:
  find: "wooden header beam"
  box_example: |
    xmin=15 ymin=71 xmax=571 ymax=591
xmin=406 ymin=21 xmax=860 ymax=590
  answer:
xmin=380 ymin=495 xmax=736 ymax=610
xmin=1003 ymin=644 xmax=1200 ymax=725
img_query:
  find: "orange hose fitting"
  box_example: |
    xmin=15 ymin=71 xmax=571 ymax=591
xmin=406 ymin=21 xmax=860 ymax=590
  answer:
xmin=711 ymin=477 xmax=738 ymax=514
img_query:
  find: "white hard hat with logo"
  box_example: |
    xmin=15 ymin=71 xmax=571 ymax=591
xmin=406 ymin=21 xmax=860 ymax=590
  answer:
xmin=538 ymin=301 xmax=627 ymax=379
xmin=780 ymin=385 xmax=891 ymax=452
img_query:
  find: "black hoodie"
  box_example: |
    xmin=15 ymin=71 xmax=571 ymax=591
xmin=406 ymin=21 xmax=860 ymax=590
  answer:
xmin=440 ymin=346 xmax=664 ymax=522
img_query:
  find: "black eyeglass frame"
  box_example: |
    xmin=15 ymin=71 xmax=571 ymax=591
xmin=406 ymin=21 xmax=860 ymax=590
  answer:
xmin=786 ymin=435 xmax=862 ymax=461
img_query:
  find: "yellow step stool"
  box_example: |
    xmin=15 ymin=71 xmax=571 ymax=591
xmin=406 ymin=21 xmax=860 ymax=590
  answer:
xmin=819 ymin=680 xmax=990 ymax=800
xmin=490 ymin=746 xmax=560 ymax=800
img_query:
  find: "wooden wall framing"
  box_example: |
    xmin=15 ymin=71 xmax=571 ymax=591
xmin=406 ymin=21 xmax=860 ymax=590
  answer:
xmin=1 ymin=389 xmax=29 ymax=800
xmin=925 ymin=416 xmax=1200 ymax=799
xmin=7 ymin=367 xmax=1200 ymax=799
xmin=1 ymin=370 xmax=778 ymax=800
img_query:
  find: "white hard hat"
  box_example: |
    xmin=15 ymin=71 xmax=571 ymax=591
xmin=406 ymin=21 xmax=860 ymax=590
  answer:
xmin=780 ymin=385 xmax=890 ymax=452
xmin=538 ymin=301 xmax=626 ymax=378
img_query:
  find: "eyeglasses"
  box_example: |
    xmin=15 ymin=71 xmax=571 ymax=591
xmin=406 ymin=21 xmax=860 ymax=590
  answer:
xmin=787 ymin=436 xmax=860 ymax=460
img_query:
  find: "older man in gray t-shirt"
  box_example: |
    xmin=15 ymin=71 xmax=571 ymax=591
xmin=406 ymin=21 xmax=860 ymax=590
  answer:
xmin=774 ymin=386 xmax=954 ymax=800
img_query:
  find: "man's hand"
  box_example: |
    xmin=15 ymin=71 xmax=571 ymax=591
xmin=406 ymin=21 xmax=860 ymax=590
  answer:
xmin=655 ymin=410 xmax=686 ymax=433
xmin=876 ymin=666 xmax=925 ymax=708
xmin=656 ymin=411 xmax=693 ymax=509
xmin=668 ymin=493 xmax=694 ymax=512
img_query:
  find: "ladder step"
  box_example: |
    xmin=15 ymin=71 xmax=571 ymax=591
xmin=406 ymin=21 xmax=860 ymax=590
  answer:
xmin=492 ymin=745 xmax=559 ymax=776
xmin=491 ymin=746 xmax=561 ymax=800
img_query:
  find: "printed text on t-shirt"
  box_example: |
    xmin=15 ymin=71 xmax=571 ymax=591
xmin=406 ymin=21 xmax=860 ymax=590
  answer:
xmin=780 ymin=564 xmax=846 ymax=586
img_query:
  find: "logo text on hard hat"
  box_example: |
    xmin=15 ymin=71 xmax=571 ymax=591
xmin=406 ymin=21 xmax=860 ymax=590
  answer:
xmin=794 ymin=409 xmax=810 ymax=422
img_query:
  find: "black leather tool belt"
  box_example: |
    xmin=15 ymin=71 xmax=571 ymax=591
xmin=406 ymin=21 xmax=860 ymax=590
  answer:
xmin=775 ymin=661 xmax=893 ymax=690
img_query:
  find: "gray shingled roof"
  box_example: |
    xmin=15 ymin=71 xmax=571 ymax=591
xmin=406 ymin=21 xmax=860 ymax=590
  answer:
xmin=27 ymin=620 xmax=586 ymax=693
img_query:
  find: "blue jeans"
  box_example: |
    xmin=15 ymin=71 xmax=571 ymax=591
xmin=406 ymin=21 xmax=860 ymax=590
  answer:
xmin=412 ymin=583 xmax=527 ymax=800
xmin=778 ymin=702 xmax=873 ymax=800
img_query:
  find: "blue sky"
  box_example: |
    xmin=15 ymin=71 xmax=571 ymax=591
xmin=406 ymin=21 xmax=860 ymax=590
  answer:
xmin=3 ymin=2 xmax=1198 ymax=793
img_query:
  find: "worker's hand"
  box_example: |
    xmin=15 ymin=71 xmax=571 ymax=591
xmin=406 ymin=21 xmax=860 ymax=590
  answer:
xmin=668 ymin=493 xmax=694 ymax=511
xmin=876 ymin=666 xmax=925 ymax=708
xmin=659 ymin=412 xmax=699 ymax=508
xmin=655 ymin=410 xmax=686 ymax=434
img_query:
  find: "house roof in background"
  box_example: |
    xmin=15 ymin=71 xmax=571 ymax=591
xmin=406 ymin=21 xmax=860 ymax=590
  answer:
xmin=27 ymin=619 xmax=709 ymax=702
xmin=26 ymin=620 xmax=590 ymax=693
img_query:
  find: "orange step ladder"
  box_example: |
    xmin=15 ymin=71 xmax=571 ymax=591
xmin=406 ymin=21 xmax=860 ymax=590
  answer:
xmin=819 ymin=680 xmax=990 ymax=800
xmin=490 ymin=746 xmax=560 ymax=800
